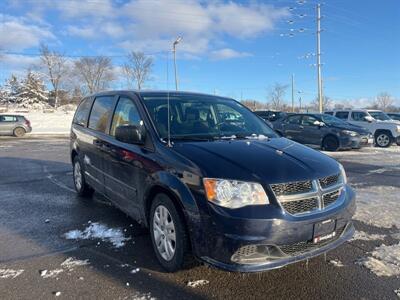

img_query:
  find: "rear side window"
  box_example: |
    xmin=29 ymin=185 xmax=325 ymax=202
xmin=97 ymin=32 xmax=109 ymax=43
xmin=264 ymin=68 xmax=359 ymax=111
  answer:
xmin=110 ymin=97 xmax=142 ymax=136
xmin=88 ymin=96 xmax=115 ymax=133
xmin=335 ymin=111 xmax=349 ymax=120
xmin=0 ymin=116 xmax=17 ymax=122
xmin=351 ymin=111 xmax=368 ymax=121
xmin=73 ymin=98 xmax=93 ymax=126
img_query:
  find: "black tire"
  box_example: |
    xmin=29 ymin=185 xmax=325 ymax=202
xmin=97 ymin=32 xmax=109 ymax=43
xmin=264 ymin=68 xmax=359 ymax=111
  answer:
xmin=374 ymin=131 xmax=392 ymax=148
xmin=13 ymin=127 xmax=26 ymax=137
xmin=72 ymin=156 xmax=94 ymax=197
xmin=149 ymin=193 xmax=191 ymax=272
xmin=322 ymin=135 xmax=339 ymax=151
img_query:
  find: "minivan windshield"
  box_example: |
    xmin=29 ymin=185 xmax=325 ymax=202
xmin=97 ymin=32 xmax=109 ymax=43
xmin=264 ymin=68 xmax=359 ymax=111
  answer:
xmin=320 ymin=114 xmax=348 ymax=126
xmin=368 ymin=111 xmax=391 ymax=121
xmin=141 ymin=93 xmax=277 ymax=140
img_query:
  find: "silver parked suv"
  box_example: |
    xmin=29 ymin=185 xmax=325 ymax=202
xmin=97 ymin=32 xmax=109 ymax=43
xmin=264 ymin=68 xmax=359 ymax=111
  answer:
xmin=0 ymin=114 xmax=32 ymax=137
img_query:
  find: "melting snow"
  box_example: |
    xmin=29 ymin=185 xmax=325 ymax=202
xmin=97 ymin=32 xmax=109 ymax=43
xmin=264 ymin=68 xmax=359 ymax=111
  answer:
xmin=395 ymin=289 xmax=400 ymax=298
xmin=329 ymin=260 xmax=344 ymax=267
xmin=61 ymin=257 xmax=90 ymax=271
xmin=187 ymin=279 xmax=209 ymax=288
xmin=40 ymin=269 xmax=64 ymax=278
xmin=357 ymin=242 xmax=400 ymax=277
xmin=351 ymin=231 xmax=386 ymax=241
xmin=64 ymin=222 xmax=131 ymax=248
xmin=0 ymin=269 xmax=24 ymax=279
xmin=353 ymin=186 xmax=400 ymax=229
xmin=130 ymin=268 xmax=140 ymax=274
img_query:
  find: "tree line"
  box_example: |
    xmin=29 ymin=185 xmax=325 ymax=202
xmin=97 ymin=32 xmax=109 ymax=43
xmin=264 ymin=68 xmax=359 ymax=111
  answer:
xmin=0 ymin=44 xmax=154 ymax=109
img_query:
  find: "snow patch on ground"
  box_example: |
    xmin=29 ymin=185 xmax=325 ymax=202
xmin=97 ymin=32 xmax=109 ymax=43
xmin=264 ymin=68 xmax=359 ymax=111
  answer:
xmin=357 ymin=242 xmax=400 ymax=277
xmin=40 ymin=269 xmax=64 ymax=278
xmin=351 ymin=231 xmax=386 ymax=241
xmin=187 ymin=279 xmax=209 ymax=288
xmin=64 ymin=222 xmax=131 ymax=248
xmin=353 ymin=185 xmax=400 ymax=229
xmin=61 ymin=257 xmax=90 ymax=271
xmin=0 ymin=269 xmax=24 ymax=279
xmin=329 ymin=259 xmax=344 ymax=267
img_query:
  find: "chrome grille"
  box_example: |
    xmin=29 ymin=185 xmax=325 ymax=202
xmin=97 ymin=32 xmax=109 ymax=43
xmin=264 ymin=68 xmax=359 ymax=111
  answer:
xmin=281 ymin=197 xmax=319 ymax=215
xmin=319 ymin=173 xmax=340 ymax=189
xmin=279 ymin=226 xmax=345 ymax=256
xmin=323 ymin=189 xmax=341 ymax=207
xmin=270 ymin=180 xmax=312 ymax=196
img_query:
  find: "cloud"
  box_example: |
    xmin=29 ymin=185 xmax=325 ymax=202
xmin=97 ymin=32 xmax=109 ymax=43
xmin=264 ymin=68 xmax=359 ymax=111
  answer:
xmin=210 ymin=48 xmax=252 ymax=60
xmin=66 ymin=25 xmax=97 ymax=39
xmin=0 ymin=54 xmax=40 ymax=78
xmin=0 ymin=14 xmax=55 ymax=51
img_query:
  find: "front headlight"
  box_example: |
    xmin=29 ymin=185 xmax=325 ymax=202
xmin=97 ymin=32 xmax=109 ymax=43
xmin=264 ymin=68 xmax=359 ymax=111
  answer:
xmin=203 ymin=178 xmax=269 ymax=209
xmin=338 ymin=163 xmax=347 ymax=184
xmin=342 ymin=130 xmax=358 ymax=137
xmin=396 ymin=125 xmax=400 ymax=133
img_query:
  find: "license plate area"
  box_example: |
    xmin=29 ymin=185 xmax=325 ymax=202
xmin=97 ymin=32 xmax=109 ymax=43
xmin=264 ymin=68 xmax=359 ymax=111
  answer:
xmin=313 ymin=219 xmax=336 ymax=244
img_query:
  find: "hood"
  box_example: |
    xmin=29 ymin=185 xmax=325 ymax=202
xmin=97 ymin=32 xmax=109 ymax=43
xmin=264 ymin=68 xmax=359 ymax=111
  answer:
xmin=172 ymin=137 xmax=340 ymax=184
xmin=376 ymin=119 xmax=400 ymax=125
xmin=330 ymin=123 xmax=370 ymax=134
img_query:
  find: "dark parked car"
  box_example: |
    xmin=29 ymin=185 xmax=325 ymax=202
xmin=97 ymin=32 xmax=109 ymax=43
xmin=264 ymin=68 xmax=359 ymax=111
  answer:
xmin=254 ymin=110 xmax=288 ymax=128
xmin=0 ymin=114 xmax=32 ymax=137
xmin=274 ymin=113 xmax=373 ymax=151
xmin=70 ymin=91 xmax=355 ymax=272
xmin=387 ymin=113 xmax=400 ymax=121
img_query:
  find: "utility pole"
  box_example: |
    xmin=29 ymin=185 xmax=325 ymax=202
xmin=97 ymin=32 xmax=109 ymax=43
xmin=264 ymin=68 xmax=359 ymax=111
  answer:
xmin=291 ymin=74 xmax=295 ymax=112
xmin=316 ymin=4 xmax=323 ymax=113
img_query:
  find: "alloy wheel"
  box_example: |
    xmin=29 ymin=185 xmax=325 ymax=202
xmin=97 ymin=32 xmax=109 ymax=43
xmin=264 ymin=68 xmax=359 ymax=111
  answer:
xmin=376 ymin=134 xmax=390 ymax=147
xmin=153 ymin=205 xmax=176 ymax=261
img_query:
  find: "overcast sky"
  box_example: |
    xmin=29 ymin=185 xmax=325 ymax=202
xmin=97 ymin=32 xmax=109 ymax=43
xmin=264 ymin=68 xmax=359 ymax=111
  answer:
xmin=1 ymin=0 xmax=399 ymax=106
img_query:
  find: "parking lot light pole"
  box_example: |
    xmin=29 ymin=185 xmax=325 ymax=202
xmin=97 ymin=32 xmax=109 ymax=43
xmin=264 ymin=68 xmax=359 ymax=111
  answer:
xmin=173 ymin=36 xmax=182 ymax=91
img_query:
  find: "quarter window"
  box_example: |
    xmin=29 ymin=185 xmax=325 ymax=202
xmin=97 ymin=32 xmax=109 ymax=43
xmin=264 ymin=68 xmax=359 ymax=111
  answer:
xmin=88 ymin=96 xmax=114 ymax=133
xmin=110 ymin=97 xmax=142 ymax=136
xmin=351 ymin=112 xmax=368 ymax=121
xmin=335 ymin=111 xmax=349 ymax=120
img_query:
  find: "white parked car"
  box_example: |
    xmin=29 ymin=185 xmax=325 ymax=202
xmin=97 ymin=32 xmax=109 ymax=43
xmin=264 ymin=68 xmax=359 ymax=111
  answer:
xmin=324 ymin=109 xmax=400 ymax=147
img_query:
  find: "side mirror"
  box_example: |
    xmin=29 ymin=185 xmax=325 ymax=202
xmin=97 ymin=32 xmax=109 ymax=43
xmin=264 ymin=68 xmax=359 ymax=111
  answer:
xmin=313 ymin=120 xmax=324 ymax=127
xmin=364 ymin=116 xmax=374 ymax=123
xmin=115 ymin=125 xmax=145 ymax=145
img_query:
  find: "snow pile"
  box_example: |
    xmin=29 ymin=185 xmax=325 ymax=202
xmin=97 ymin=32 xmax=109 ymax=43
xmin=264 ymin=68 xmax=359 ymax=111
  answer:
xmin=329 ymin=260 xmax=344 ymax=267
xmin=61 ymin=257 xmax=90 ymax=271
xmin=0 ymin=269 xmax=24 ymax=279
xmin=20 ymin=110 xmax=74 ymax=134
xmin=357 ymin=242 xmax=400 ymax=277
xmin=351 ymin=231 xmax=385 ymax=241
xmin=187 ymin=279 xmax=209 ymax=288
xmin=395 ymin=289 xmax=400 ymax=298
xmin=40 ymin=269 xmax=64 ymax=278
xmin=64 ymin=222 xmax=131 ymax=248
xmin=354 ymin=185 xmax=400 ymax=229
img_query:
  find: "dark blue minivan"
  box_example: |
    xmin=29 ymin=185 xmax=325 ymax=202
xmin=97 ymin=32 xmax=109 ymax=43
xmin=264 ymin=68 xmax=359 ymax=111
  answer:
xmin=70 ymin=91 xmax=355 ymax=272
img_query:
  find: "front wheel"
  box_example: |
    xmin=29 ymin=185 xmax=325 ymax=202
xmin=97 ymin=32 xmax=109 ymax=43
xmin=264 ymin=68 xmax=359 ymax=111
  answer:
xmin=375 ymin=132 xmax=392 ymax=148
xmin=322 ymin=136 xmax=339 ymax=151
xmin=149 ymin=194 xmax=191 ymax=272
xmin=73 ymin=156 xmax=94 ymax=197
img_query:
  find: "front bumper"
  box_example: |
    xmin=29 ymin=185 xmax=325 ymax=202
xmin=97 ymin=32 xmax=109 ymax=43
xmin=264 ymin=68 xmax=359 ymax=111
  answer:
xmin=194 ymin=185 xmax=356 ymax=272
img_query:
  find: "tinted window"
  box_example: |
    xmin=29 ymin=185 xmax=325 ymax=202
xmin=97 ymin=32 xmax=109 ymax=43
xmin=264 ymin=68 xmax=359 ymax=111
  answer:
xmin=351 ymin=111 xmax=368 ymax=121
xmin=0 ymin=115 xmax=17 ymax=122
xmin=73 ymin=98 xmax=93 ymax=126
xmin=335 ymin=111 xmax=349 ymax=120
xmin=324 ymin=111 xmax=333 ymax=115
xmin=88 ymin=96 xmax=114 ymax=133
xmin=110 ymin=97 xmax=142 ymax=136
xmin=286 ymin=115 xmax=301 ymax=124
xmin=301 ymin=115 xmax=318 ymax=126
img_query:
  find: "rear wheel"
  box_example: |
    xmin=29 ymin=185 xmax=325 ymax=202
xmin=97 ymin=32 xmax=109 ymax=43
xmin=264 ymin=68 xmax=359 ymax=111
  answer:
xmin=73 ymin=156 xmax=94 ymax=197
xmin=375 ymin=131 xmax=392 ymax=148
xmin=149 ymin=194 xmax=191 ymax=272
xmin=13 ymin=127 xmax=26 ymax=137
xmin=322 ymin=136 xmax=339 ymax=151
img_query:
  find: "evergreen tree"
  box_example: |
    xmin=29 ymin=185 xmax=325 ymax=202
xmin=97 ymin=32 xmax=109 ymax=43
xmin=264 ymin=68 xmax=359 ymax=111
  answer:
xmin=0 ymin=75 xmax=20 ymax=106
xmin=17 ymin=71 xmax=49 ymax=109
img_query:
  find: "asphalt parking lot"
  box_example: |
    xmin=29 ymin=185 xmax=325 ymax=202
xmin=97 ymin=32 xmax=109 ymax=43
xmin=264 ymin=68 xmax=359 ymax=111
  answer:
xmin=0 ymin=136 xmax=399 ymax=300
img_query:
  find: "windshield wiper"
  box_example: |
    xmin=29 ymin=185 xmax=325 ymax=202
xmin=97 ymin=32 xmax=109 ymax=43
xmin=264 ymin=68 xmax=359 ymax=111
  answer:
xmin=170 ymin=136 xmax=213 ymax=141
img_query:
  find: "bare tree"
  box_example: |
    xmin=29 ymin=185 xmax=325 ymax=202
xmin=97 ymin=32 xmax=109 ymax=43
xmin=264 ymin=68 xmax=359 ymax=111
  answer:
xmin=123 ymin=51 xmax=153 ymax=90
xmin=39 ymin=44 xmax=69 ymax=108
xmin=268 ymin=83 xmax=288 ymax=110
xmin=375 ymin=92 xmax=393 ymax=111
xmin=311 ymin=95 xmax=332 ymax=111
xmin=74 ymin=56 xmax=114 ymax=95
xmin=241 ymin=99 xmax=268 ymax=111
